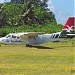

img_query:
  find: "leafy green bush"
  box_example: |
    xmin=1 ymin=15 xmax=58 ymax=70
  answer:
xmin=0 ymin=23 xmax=63 ymax=37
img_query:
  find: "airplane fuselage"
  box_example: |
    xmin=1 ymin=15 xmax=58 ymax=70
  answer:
xmin=0 ymin=32 xmax=61 ymax=45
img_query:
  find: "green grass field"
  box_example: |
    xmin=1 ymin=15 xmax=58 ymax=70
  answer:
xmin=0 ymin=40 xmax=75 ymax=75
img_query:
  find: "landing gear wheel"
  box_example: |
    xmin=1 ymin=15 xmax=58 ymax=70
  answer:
xmin=26 ymin=44 xmax=32 ymax=47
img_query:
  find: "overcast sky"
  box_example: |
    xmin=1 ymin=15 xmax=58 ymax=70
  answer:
xmin=0 ymin=0 xmax=74 ymax=25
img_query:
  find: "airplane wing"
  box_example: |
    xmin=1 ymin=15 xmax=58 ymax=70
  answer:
xmin=19 ymin=32 xmax=45 ymax=39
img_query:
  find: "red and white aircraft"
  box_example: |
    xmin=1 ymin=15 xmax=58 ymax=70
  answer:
xmin=0 ymin=17 xmax=75 ymax=46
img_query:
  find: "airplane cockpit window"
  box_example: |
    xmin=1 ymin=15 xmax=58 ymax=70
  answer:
xmin=12 ymin=35 xmax=16 ymax=38
xmin=5 ymin=35 xmax=11 ymax=38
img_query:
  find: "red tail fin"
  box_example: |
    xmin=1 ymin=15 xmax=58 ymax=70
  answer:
xmin=63 ymin=17 xmax=75 ymax=30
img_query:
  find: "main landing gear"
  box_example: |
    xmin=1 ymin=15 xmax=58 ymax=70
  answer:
xmin=26 ymin=44 xmax=32 ymax=47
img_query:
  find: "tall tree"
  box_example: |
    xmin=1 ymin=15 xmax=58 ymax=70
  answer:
xmin=0 ymin=0 xmax=56 ymax=26
xmin=0 ymin=3 xmax=7 ymax=27
xmin=14 ymin=0 xmax=56 ymax=25
xmin=11 ymin=0 xmax=23 ymax=4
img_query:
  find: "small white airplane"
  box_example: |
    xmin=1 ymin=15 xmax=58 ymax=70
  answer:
xmin=0 ymin=17 xmax=75 ymax=47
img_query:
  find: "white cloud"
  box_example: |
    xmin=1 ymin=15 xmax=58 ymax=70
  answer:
xmin=47 ymin=0 xmax=55 ymax=12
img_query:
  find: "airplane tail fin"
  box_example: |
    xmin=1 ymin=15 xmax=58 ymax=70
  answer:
xmin=63 ymin=17 xmax=75 ymax=31
xmin=60 ymin=17 xmax=75 ymax=38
